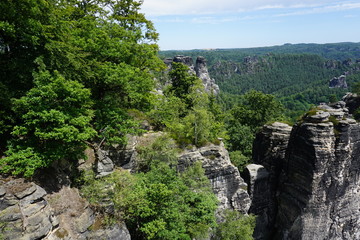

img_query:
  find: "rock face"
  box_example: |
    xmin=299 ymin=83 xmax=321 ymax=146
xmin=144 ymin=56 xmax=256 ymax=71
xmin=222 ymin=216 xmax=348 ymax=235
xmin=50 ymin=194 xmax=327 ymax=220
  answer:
xmin=0 ymin=179 xmax=57 ymax=240
xmin=249 ymin=122 xmax=292 ymax=239
xmin=178 ymin=143 xmax=251 ymax=216
xmin=195 ymin=56 xmax=220 ymax=95
xmin=275 ymin=106 xmax=360 ymax=240
xmin=329 ymin=74 xmax=348 ymax=88
xmin=251 ymin=103 xmax=360 ymax=240
xmin=342 ymin=92 xmax=360 ymax=114
xmin=165 ymin=55 xmax=220 ymax=95
xmin=0 ymin=178 xmax=131 ymax=240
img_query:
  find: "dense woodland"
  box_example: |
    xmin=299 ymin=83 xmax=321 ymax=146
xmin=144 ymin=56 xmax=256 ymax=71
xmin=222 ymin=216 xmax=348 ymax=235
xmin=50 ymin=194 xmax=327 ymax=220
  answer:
xmin=161 ymin=45 xmax=360 ymax=120
xmin=1 ymin=1 xmax=360 ymax=239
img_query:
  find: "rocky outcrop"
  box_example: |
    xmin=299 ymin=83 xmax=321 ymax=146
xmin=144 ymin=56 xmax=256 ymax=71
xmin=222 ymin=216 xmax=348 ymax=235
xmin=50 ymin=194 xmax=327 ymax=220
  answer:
xmin=173 ymin=55 xmax=195 ymax=73
xmin=275 ymin=104 xmax=360 ymax=239
xmin=329 ymin=74 xmax=348 ymax=88
xmin=165 ymin=56 xmax=220 ymax=95
xmin=251 ymin=103 xmax=360 ymax=240
xmin=178 ymin=142 xmax=251 ymax=216
xmin=0 ymin=178 xmax=131 ymax=240
xmin=97 ymin=134 xmax=251 ymax=219
xmin=342 ymin=92 xmax=360 ymax=114
xmin=249 ymin=122 xmax=292 ymax=239
xmin=195 ymin=57 xmax=220 ymax=95
xmin=0 ymin=179 xmax=57 ymax=240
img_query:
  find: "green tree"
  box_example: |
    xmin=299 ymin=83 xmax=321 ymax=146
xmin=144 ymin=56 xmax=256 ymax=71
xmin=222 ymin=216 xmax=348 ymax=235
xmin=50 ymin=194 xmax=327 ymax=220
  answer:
xmin=81 ymin=163 xmax=218 ymax=240
xmin=167 ymin=62 xmax=199 ymax=108
xmin=226 ymin=90 xmax=284 ymax=154
xmin=0 ymin=0 xmax=163 ymax=176
xmin=213 ymin=210 xmax=256 ymax=240
xmin=0 ymin=70 xmax=96 ymax=177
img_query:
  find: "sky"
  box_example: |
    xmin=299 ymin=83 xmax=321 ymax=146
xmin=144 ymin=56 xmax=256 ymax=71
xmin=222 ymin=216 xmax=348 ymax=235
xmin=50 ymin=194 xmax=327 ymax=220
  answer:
xmin=140 ymin=0 xmax=360 ymax=50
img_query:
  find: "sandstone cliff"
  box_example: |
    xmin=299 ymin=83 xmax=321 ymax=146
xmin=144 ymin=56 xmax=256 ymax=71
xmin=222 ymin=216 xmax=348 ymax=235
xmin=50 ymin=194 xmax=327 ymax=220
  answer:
xmin=99 ymin=134 xmax=251 ymax=218
xmin=165 ymin=56 xmax=220 ymax=95
xmin=0 ymin=178 xmax=130 ymax=240
xmin=178 ymin=143 xmax=251 ymax=216
xmin=251 ymin=102 xmax=360 ymax=240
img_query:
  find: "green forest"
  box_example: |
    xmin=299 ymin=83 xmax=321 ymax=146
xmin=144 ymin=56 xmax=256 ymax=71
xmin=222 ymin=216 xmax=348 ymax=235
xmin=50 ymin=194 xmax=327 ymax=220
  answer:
xmin=1 ymin=1 xmax=360 ymax=239
xmin=161 ymin=46 xmax=360 ymax=120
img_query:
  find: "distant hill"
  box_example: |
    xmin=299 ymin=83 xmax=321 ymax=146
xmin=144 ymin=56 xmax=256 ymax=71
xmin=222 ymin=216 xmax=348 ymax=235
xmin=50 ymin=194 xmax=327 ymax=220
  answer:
xmin=160 ymin=42 xmax=360 ymax=64
xmin=160 ymin=42 xmax=360 ymax=119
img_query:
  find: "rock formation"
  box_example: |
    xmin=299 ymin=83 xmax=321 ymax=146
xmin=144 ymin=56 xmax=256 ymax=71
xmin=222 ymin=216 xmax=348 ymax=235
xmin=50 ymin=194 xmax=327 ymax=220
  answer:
xmin=96 ymin=132 xmax=251 ymax=220
xmin=0 ymin=178 xmax=130 ymax=240
xmin=195 ymin=56 xmax=220 ymax=95
xmin=250 ymin=102 xmax=360 ymax=240
xmin=329 ymin=74 xmax=348 ymax=88
xmin=178 ymin=142 xmax=251 ymax=216
xmin=248 ymin=122 xmax=292 ymax=239
xmin=165 ymin=55 xmax=220 ymax=95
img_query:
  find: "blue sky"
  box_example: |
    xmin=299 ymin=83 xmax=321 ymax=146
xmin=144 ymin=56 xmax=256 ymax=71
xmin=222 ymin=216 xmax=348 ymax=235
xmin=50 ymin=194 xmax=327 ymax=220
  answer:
xmin=141 ymin=0 xmax=360 ymax=50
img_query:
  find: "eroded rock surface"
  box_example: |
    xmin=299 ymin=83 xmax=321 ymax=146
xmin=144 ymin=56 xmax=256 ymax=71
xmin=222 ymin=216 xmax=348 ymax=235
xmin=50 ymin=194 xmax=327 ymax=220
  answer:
xmin=195 ymin=56 xmax=220 ymax=95
xmin=0 ymin=179 xmax=130 ymax=240
xmin=329 ymin=74 xmax=348 ymax=88
xmin=250 ymin=122 xmax=292 ymax=239
xmin=252 ymin=103 xmax=360 ymax=240
xmin=0 ymin=179 xmax=57 ymax=240
xmin=178 ymin=142 xmax=251 ymax=216
xmin=165 ymin=55 xmax=220 ymax=95
xmin=275 ymin=105 xmax=360 ymax=240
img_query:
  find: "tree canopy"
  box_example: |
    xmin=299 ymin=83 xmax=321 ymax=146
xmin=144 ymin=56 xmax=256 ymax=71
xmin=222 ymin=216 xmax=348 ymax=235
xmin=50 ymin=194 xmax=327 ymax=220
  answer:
xmin=0 ymin=0 xmax=164 ymax=176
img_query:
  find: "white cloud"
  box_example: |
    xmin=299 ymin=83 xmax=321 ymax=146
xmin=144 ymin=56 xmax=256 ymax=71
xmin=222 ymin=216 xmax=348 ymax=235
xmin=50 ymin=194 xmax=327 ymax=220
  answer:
xmin=141 ymin=0 xmax=358 ymax=16
xmin=275 ymin=2 xmax=360 ymax=17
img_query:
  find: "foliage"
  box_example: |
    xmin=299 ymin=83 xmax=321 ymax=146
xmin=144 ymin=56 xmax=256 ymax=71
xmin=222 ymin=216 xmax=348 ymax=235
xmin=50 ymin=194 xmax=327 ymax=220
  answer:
xmin=81 ymin=163 xmax=218 ymax=240
xmin=167 ymin=62 xmax=199 ymax=108
xmin=213 ymin=210 xmax=256 ymax=240
xmin=161 ymin=48 xmax=360 ymax=121
xmin=147 ymin=94 xmax=186 ymax=129
xmin=225 ymin=90 xmax=284 ymax=156
xmin=0 ymin=0 xmax=163 ymax=176
xmin=0 ymin=70 xmax=95 ymax=177
xmin=136 ymin=134 xmax=179 ymax=172
xmin=229 ymin=151 xmax=250 ymax=173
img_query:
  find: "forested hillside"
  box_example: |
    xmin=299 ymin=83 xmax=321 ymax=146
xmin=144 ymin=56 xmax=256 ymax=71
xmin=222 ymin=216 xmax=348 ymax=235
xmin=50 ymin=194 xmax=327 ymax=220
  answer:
xmin=161 ymin=45 xmax=360 ymax=119
xmin=160 ymin=42 xmax=360 ymax=64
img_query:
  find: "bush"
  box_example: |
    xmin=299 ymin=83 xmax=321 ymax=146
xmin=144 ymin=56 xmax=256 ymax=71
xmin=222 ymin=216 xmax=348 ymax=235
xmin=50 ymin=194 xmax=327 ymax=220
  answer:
xmin=213 ymin=210 xmax=256 ymax=240
xmin=81 ymin=163 xmax=218 ymax=240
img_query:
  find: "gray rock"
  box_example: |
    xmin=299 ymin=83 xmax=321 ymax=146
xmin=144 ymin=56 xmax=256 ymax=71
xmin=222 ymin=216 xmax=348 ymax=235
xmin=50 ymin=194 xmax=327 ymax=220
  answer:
xmin=75 ymin=207 xmax=94 ymax=233
xmin=14 ymin=183 xmax=37 ymax=199
xmin=195 ymin=56 xmax=220 ymax=95
xmin=87 ymin=223 xmax=131 ymax=240
xmin=0 ymin=205 xmax=22 ymax=221
xmin=0 ymin=186 xmax=6 ymax=197
xmin=329 ymin=75 xmax=348 ymax=88
xmin=251 ymin=103 xmax=360 ymax=239
xmin=251 ymin=122 xmax=292 ymax=240
xmin=173 ymin=55 xmax=195 ymax=73
xmin=305 ymin=110 xmax=330 ymax=122
xmin=178 ymin=143 xmax=251 ymax=218
xmin=96 ymin=149 xmax=115 ymax=176
xmin=164 ymin=56 xmax=220 ymax=95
